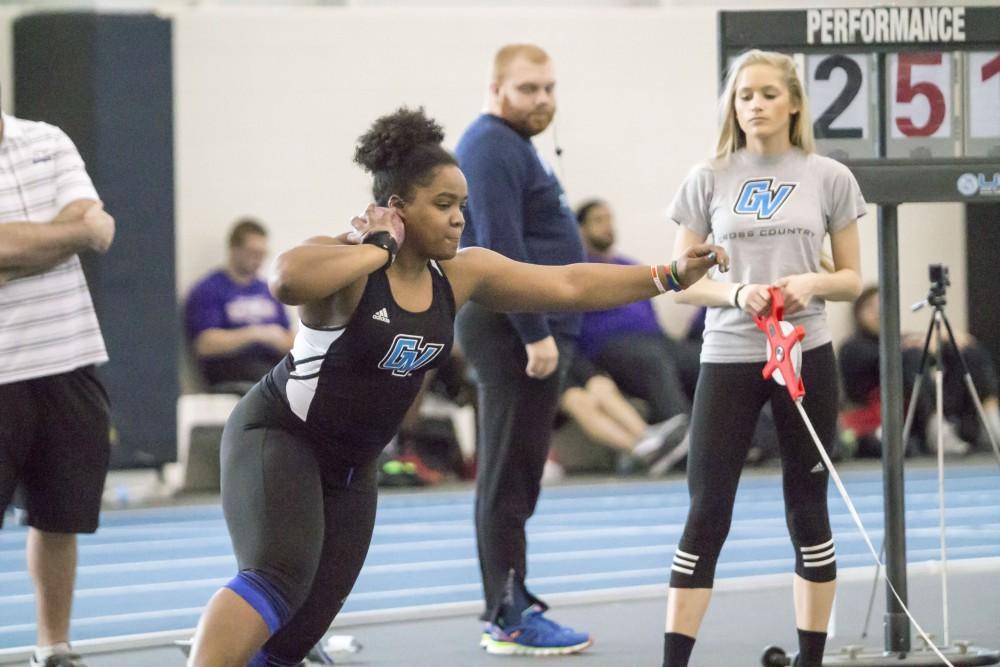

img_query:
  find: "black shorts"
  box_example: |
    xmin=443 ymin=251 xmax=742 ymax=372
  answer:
xmin=0 ymin=366 xmax=111 ymax=533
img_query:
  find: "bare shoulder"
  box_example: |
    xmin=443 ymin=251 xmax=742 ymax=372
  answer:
xmin=440 ymin=247 xmax=502 ymax=276
xmin=439 ymin=247 xmax=503 ymax=307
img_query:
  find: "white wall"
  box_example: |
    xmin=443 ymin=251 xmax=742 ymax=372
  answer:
xmin=0 ymin=5 xmax=969 ymax=345
xmin=171 ymin=6 xmax=719 ymax=299
xmin=172 ymin=5 xmax=970 ymax=343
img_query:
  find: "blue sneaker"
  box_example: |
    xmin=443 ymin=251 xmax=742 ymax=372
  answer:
xmin=480 ymin=622 xmax=495 ymax=648
xmin=483 ymin=608 xmax=592 ymax=656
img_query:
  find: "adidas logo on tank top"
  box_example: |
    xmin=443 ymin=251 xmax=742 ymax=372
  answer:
xmin=372 ymin=308 xmax=391 ymax=324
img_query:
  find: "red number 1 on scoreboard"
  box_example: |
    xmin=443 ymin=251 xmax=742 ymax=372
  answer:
xmin=966 ymin=51 xmax=1000 ymax=156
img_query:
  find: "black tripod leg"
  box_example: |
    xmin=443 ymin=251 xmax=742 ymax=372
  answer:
xmin=901 ymin=315 xmax=936 ymax=447
xmin=860 ymin=540 xmax=886 ymax=639
xmin=938 ymin=313 xmax=1000 ymax=467
xmin=864 ymin=317 xmax=933 ymax=640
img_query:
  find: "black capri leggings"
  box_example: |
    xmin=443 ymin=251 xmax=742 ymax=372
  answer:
xmin=220 ymin=386 xmax=378 ymax=665
xmin=670 ymin=344 xmax=839 ymax=589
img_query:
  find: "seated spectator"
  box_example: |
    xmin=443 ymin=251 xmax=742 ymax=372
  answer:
xmin=574 ymin=199 xmax=695 ymax=437
xmin=184 ymin=218 xmax=293 ymax=390
xmin=555 ymin=354 xmax=689 ymax=476
xmin=839 ymin=285 xmax=1000 ymax=456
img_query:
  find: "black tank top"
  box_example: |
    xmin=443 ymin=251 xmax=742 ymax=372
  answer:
xmin=260 ymin=262 xmax=455 ymax=464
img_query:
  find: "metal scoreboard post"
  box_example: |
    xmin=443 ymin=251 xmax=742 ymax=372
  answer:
xmin=719 ymin=6 xmax=1000 ymax=665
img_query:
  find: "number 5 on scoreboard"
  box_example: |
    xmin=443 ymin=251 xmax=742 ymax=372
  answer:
xmin=889 ymin=52 xmax=953 ymax=139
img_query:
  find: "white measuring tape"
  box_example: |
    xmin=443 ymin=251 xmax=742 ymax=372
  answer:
xmin=756 ymin=288 xmax=954 ymax=666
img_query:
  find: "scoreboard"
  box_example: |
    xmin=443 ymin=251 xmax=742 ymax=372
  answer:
xmin=718 ymin=7 xmax=1000 ymax=661
xmin=800 ymin=49 xmax=999 ymax=159
xmin=719 ymin=5 xmax=1000 ymax=203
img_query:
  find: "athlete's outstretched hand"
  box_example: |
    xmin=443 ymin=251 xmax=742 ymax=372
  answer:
xmin=673 ymin=243 xmax=729 ymax=288
xmin=347 ymin=204 xmax=406 ymax=247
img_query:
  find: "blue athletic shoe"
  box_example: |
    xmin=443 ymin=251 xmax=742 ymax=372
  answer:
xmin=483 ymin=609 xmax=592 ymax=656
xmin=480 ymin=622 xmax=495 ymax=649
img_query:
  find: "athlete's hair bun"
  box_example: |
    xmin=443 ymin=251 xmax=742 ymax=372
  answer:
xmin=354 ymin=107 xmax=446 ymax=174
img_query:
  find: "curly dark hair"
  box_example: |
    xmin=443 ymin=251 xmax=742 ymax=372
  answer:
xmin=354 ymin=107 xmax=458 ymax=205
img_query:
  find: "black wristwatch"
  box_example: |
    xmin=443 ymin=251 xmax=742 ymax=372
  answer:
xmin=362 ymin=231 xmax=398 ymax=269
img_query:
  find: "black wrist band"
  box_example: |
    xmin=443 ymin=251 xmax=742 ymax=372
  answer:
xmin=362 ymin=231 xmax=398 ymax=269
xmin=733 ymin=283 xmax=748 ymax=308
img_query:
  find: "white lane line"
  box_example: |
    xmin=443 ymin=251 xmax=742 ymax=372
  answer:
xmin=2 ymin=483 xmax=997 ymax=548
xmin=4 ymin=463 xmax=988 ymax=510
xmin=3 ymin=550 xmax=998 ymax=637
xmin=4 ymin=496 xmax=994 ymax=555
xmin=1 ymin=532 xmax=989 ymax=584
xmin=1 ymin=512 xmax=997 ymax=584
xmin=0 ymin=607 xmax=204 ymax=636
xmin=0 ymin=577 xmax=231 ymax=604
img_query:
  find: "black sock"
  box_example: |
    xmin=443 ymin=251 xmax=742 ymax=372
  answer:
xmin=663 ymin=632 xmax=695 ymax=667
xmin=795 ymin=628 xmax=827 ymax=667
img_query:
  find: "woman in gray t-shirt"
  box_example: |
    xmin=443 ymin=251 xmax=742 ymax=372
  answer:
xmin=662 ymin=50 xmax=866 ymax=667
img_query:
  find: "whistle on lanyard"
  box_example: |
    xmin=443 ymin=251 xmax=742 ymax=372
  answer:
xmin=753 ymin=286 xmax=806 ymax=401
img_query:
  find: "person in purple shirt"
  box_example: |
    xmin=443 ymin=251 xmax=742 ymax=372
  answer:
xmin=575 ymin=199 xmax=697 ymax=465
xmin=184 ymin=218 xmax=294 ymax=388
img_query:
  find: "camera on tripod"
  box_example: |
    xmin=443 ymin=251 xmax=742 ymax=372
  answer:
xmin=926 ymin=263 xmax=950 ymax=305
xmin=929 ymin=263 xmax=950 ymax=291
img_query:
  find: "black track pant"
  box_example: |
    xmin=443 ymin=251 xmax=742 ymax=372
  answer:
xmin=456 ymin=302 xmax=573 ymax=616
xmin=670 ymin=344 xmax=839 ymax=588
xmin=221 ymin=385 xmax=378 ymax=665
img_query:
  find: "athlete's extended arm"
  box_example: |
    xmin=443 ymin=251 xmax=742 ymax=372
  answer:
xmin=449 ymin=244 xmax=727 ymax=313
xmin=0 ymin=200 xmax=114 ymax=284
xmin=670 ymin=225 xmax=739 ymax=308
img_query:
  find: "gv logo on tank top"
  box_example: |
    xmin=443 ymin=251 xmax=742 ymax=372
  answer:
xmin=379 ymin=334 xmax=444 ymax=377
xmin=733 ymin=178 xmax=797 ymax=221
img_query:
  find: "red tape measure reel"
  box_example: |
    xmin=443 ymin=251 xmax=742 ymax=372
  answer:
xmin=753 ymin=286 xmax=806 ymax=401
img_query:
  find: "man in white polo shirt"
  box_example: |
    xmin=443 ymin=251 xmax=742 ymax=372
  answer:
xmin=0 ymin=103 xmax=115 ymax=667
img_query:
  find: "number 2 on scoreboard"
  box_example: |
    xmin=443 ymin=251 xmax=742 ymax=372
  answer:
xmin=807 ymin=54 xmax=869 ymax=141
xmin=813 ymin=55 xmax=863 ymax=139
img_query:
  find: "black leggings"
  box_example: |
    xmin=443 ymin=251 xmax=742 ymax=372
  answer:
xmin=670 ymin=344 xmax=839 ymax=588
xmin=220 ymin=386 xmax=378 ymax=665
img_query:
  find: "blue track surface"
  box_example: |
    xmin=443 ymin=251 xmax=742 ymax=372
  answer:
xmin=2 ymin=464 xmax=998 ymax=649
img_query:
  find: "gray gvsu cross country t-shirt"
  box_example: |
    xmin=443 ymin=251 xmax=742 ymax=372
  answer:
xmin=667 ymin=148 xmax=867 ymax=363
